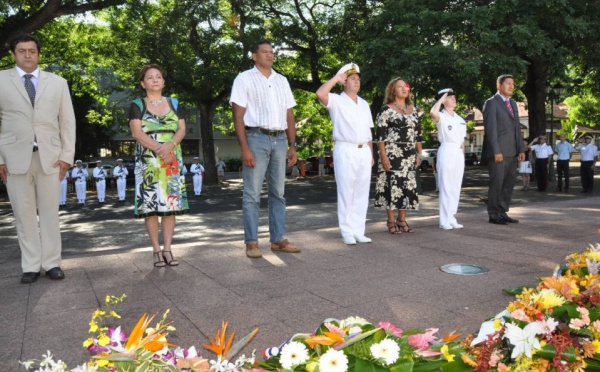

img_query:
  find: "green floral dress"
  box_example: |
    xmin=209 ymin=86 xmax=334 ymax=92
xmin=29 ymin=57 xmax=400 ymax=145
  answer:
xmin=129 ymin=98 xmax=189 ymax=218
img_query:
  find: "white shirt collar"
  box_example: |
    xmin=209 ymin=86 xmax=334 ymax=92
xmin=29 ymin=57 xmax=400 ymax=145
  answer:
xmin=251 ymin=65 xmax=276 ymax=79
xmin=16 ymin=66 xmax=40 ymax=79
xmin=497 ymin=92 xmax=511 ymax=102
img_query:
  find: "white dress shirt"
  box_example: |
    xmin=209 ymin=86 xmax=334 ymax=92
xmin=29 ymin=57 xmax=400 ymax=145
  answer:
xmin=326 ymin=92 xmax=373 ymax=144
xmin=531 ymin=143 xmax=553 ymax=159
xmin=229 ymin=67 xmax=296 ymax=130
xmin=577 ymin=143 xmax=599 ymax=161
xmin=436 ymin=110 xmax=467 ymax=145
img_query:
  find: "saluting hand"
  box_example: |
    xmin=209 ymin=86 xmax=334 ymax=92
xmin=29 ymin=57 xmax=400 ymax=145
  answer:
xmin=0 ymin=164 xmax=7 ymax=184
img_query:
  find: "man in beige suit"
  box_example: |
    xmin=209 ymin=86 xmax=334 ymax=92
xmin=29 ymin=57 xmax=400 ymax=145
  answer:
xmin=0 ymin=34 xmax=76 ymax=284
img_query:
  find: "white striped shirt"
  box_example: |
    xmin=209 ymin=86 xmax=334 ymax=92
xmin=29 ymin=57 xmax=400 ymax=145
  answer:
xmin=229 ymin=66 xmax=296 ymax=130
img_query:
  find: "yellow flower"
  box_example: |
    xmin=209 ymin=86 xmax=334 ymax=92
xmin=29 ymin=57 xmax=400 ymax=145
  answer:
xmin=532 ymin=289 xmax=566 ymax=309
xmin=587 ymin=252 xmax=600 ymax=261
xmin=98 ymin=333 xmax=110 ymax=347
xmin=494 ymin=319 xmax=501 ymax=331
xmin=441 ymin=345 xmax=455 ymax=362
xmin=461 ymin=353 xmax=478 ymax=367
xmin=83 ymin=338 xmax=94 ymax=348
xmin=507 ymin=303 xmax=516 ymax=312
xmin=110 ymin=310 xmax=121 ymax=319
xmin=89 ymin=321 xmax=98 ymax=333
xmin=593 ymin=340 xmax=600 ymax=353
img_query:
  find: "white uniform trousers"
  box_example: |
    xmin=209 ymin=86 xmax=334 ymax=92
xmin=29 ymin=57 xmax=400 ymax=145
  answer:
xmin=333 ymin=141 xmax=372 ymax=239
xmin=96 ymin=179 xmax=106 ymax=202
xmin=116 ymin=178 xmax=126 ymax=200
xmin=437 ymin=143 xmax=464 ymax=226
xmin=75 ymin=179 xmax=86 ymax=203
xmin=193 ymin=174 xmax=202 ymax=195
xmin=6 ymin=151 xmax=62 ymax=272
xmin=59 ymin=179 xmax=68 ymax=205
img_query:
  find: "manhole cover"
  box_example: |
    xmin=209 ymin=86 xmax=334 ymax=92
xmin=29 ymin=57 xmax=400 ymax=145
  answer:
xmin=440 ymin=263 xmax=489 ymax=275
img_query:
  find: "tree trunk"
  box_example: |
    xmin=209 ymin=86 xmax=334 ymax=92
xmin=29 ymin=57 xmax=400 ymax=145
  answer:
xmin=523 ymin=60 xmax=548 ymax=141
xmin=198 ymin=103 xmax=218 ymax=185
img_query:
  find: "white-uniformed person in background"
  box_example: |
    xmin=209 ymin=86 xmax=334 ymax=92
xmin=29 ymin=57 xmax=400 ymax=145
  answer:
xmin=92 ymin=160 xmax=106 ymax=204
xmin=576 ymin=135 xmax=599 ymax=193
xmin=190 ymin=157 xmax=205 ymax=196
xmin=316 ymin=62 xmax=374 ymax=245
xmin=72 ymin=160 xmax=87 ymax=205
xmin=113 ymin=158 xmax=129 ymax=201
xmin=528 ymin=135 xmax=553 ymax=192
xmin=430 ymin=88 xmax=467 ymax=230
xmin=59 ymin=168 xmax=70 ymax=207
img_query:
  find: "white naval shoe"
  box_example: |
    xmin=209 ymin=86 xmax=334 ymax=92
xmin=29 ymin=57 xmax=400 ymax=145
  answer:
xmin=342 ymin=236 xmax=357 ymax=245
xmin=354 ymin=235 xmax=372 ymax=243
xmin=450 ymin=222 xmax=464 ymax=229
xmin=439 ymin=224 xmax=453 ymax=230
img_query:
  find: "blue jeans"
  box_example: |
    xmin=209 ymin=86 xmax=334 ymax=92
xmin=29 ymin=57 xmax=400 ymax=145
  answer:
xmin=242 ymin=130 xmax=287 ymax=244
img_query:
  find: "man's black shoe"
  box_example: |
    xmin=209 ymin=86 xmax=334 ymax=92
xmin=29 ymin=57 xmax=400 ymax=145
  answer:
xmin=501 ymin=215 xmax=519 ymax=223
xmin=489 ymin=217 xmax=508 ymax=225
xmin=45 ymin=267 xmax=65 ymax=280
xmin=21 ymin=272 xmax=40 ymax=284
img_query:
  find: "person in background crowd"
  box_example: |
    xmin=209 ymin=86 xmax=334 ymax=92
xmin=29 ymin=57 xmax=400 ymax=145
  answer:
xmin=129 ymin=63 xmax=189 ymax=267
xmin=528 ymin=136 xmax=553 ymax=192
xmin=93 ymin=160 xmax=107 ymax=204
xmin=0 ymin=33 xmax=76 ymax=283
xmin=216 ymin=158 xmax=226 ymax=182
xmin=59 ymin=167 xmax=70 ymax=207
xmin=430 ymin=88 xmax=467 ymax=230
xmin=374 ymin=77 xmax=421 ymax=234
xmin=316 ymin=63 xmax=374 ymax=245
xmin=555 ymin=134 xmax=574 ymax=192
xmin=190 ymin=157 xmax=205 ymax=196
xmin=318 ymin=155 xmax=326 ymax=177
xmin=72 ymin=159 xmax=87 ymax=205
xmin=576 ymin=135 xmax=599 ymax=193
xmin=483 ymin=74 xmax=525 ymax=225
xmin=230 ymin=39 xmax=300 ymax=258
xmin=518 ymin=139 xmax=532 ymax=191
xmin=113 ymin=158 xmax=129 ymax=201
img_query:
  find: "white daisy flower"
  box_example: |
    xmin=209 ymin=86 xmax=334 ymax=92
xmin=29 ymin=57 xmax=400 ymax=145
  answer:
xmin=370 ymin=338 xmax=400 ymax=365
xmin=318 ymin=348 xmax=348 ymax=372
xmin=279 ymin=341 xmax=309 ymax=369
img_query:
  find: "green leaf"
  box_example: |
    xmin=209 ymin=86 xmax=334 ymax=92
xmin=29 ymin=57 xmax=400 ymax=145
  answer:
xmin=134 ymin=360 xmax=150 ymax=372
xmin=503 ymin=285 xmax=534 ymax=296
xmin=335 ymin=328 xmax=382 ymax=350
xmin=355 ymin=358 xmax=390 ymax=372
xmin=223 ymin=327 xmax=259 ymax=360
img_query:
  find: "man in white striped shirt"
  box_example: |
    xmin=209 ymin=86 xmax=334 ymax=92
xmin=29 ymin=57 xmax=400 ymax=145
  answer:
xmin=230 ymin=40 xmax=301 ymax=258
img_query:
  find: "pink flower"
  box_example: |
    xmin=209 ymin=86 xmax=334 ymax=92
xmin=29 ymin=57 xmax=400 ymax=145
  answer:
xmin=408 ymin=328 xmax=438 ymax=350
xmin=325 ymin=322 xmax=346 ymax=337
xmin=489 ymin=350 xmax=501 ymax=367
xmin=498 ymin=362 xmax=509 ymax=372
xmin=592 ymin=320 xmax=600 ymax=332
xmin=569 ymin=318 xmax=586 ymax=330
xmin=510 ymin=309 xmax=531 ymax=322
xmin=379 ymin=322 xmax=403 ymax=337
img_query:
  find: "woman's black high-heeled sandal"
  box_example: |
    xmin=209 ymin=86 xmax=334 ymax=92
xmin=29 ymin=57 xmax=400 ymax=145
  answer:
xmin=162 ymin=250 xmax=179 ymax=266
xmin=153 ymin=252 xmax=166 ymax=267
xmin=396 ymin=219 xmax=414 ymax=233
xmin=387 ymin=220 xmax=402 ymax=235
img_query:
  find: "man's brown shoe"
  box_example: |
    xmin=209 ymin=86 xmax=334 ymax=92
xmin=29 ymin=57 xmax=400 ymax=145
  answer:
xmin=246 ymin=242 xmax=262 ymax=258
xmin=271 ymin=239 xmax=300 ymax=253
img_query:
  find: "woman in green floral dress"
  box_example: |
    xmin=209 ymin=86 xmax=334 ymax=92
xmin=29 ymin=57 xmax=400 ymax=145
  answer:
xmin=129 ymin=64 xmax=189 ymax=268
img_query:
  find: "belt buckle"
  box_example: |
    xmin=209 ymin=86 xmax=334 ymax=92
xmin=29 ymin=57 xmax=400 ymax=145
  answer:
xmin=358 ymin=144 xmax=363 ymax=148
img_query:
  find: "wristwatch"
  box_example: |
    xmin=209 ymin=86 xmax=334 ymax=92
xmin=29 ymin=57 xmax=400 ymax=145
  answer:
xmin=289 ymin=142 xmax=297 ymax=148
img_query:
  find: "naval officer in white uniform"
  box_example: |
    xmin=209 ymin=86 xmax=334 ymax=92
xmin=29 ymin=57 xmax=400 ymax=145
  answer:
xmin=430 ymin=88 xmax=467 ymax=230
xmin=316 ymin=63 xmax=374 ymax=245
xmin=113 ymin=158 xmax=129 ymax=201
xmin=72 ymin=160 xmax=87 ymax=205
xmin=92 ymin=160 xmax=106 ymax=204
xmin=59 ymin=168 xmax=70 ymax=206
xmin=190 ymin=157 xmax=205 ymax=196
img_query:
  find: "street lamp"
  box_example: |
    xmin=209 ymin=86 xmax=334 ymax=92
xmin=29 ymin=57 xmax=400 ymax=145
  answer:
xmin=546 ymin=82 xmax=564 ymax=182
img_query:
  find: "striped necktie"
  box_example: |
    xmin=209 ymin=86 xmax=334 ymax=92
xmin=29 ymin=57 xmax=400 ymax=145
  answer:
xmin=24 ymin=74 xmax=36 ymax=107
xmin=505 ymin=99 xmax=514 ymax=117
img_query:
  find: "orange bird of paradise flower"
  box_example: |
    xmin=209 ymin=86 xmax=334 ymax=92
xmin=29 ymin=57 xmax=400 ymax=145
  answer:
xmin=203 ymin=321 xmax=258 ymax=360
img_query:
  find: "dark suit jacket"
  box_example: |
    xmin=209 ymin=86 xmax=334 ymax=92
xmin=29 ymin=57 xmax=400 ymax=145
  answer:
xmin=483 ymin=93 xmax=524 ymax=158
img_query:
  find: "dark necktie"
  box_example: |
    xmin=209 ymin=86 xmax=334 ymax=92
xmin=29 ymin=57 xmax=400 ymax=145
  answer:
xmin=24 ymin=74 xmax=36 ymax=107
xmin=505 ymin=99 xmax=514 ymax=117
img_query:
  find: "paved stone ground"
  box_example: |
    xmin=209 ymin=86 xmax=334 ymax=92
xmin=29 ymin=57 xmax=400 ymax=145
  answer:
xmin=1 ymin=165 xmax=600 ymax=370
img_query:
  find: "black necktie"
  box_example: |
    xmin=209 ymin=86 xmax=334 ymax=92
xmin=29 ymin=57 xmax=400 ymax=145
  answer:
xmin=24 ymin=74 xmax=36 ymax=107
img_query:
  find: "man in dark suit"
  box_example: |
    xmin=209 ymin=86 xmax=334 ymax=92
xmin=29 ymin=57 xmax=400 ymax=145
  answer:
xmin=483 ymin=74 xmax=525 ymax=225
xmin=0 ymin=34 xmax=76 ymax=283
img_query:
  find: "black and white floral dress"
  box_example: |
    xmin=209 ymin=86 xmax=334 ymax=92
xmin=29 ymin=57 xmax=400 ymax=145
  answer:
xmin=374 ymin=105 xmax=422 ymax=210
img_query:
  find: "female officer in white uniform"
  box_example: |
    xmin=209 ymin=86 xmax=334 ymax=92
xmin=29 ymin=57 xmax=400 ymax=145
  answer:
xmin=430 ymin=88 xmax=467 ymax=230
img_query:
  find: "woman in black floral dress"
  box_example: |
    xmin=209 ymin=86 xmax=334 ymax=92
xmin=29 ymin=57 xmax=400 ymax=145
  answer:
xmin=375 ymin=77 xmax=422 ymax=234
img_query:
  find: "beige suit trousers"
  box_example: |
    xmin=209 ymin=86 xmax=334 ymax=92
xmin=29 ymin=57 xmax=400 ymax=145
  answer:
xmin=7 ymin=151 xmax=62 ymax=272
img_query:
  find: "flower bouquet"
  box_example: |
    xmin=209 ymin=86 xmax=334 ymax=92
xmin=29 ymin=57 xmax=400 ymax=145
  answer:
xmin=253 ymin=316 xmax=466 ymax=372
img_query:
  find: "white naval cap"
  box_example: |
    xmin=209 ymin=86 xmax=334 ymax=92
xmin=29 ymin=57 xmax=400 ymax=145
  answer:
xmin=75 ymin=160 xmax=82 ymax=163
xmin=337 ymin=62 xmax=360 ymax=76
xmin=436 ymin=88 xmax=455 ymax=100
xmin=193 ymin=157 xmax=199 ymax=160
xmin=116 ymin=158 xmax=123 ymax=162
xmin=585 ymin=135 xmax=593 ymax=139
xmin=96 ymin=160 xmax=102 ymax=163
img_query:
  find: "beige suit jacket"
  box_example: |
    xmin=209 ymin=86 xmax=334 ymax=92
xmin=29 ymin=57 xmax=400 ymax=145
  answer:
xmin=0 ymin=67 xmax=76 ymax=173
